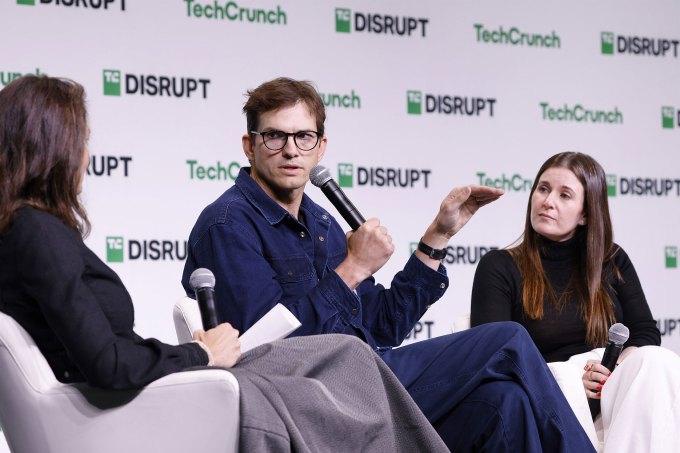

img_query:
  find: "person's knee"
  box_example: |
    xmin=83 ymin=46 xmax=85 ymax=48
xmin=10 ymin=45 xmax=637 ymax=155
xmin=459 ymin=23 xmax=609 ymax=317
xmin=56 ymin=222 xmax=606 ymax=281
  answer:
xmin=625 ymin=345 xmax=680 ymax=370
xmin=473 ymin=321 xmax=533 ymax=346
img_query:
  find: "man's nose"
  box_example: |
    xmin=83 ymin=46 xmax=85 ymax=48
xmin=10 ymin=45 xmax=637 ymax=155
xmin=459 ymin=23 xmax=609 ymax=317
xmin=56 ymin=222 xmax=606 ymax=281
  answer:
xmin=280 ymin=137 xmax=299 ymax=157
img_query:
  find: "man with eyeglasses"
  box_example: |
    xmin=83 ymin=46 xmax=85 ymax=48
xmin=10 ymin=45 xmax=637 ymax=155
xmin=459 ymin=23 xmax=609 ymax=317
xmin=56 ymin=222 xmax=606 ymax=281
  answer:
xmin=182 ymin=77 xmax=595 ymax=452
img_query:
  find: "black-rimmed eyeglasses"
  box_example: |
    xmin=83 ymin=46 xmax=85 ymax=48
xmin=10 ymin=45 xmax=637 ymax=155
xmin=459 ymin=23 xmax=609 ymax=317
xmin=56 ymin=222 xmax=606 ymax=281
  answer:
xmin=250 ymin=130 xmax=321 ymax=151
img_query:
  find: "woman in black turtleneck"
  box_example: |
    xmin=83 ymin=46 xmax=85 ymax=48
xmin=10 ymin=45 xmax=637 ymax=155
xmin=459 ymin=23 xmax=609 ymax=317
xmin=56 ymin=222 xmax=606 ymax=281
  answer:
xmin=471 ymin=151 xmax=679 ymax=453
xmin=472 ymin=230 xmax=658 ymax=364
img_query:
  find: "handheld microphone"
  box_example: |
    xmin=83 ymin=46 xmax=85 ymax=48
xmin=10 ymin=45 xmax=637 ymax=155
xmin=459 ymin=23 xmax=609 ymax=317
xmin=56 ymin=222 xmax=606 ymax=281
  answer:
xmin=600 ymin=323 xmax=630 ymax=372
xmin=189 ymin=268 xmax=219 ymax=330
xmin=309 ymin=165 xmax=366 ymax=230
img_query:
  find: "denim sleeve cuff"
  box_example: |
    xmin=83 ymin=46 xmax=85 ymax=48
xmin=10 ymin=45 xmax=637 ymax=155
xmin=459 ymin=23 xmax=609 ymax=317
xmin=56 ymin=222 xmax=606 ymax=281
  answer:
xmin=404 ymin=253 xmax=449 ymax=301
xmin=316 ymin=269 xmax=362 ymax=320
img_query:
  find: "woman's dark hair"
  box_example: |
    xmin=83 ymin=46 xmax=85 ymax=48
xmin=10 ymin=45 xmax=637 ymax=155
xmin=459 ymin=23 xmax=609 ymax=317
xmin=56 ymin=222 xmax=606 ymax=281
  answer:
xmin=508 ymin=151 xmax=617 ymax=346
xmin=0 ymin=74 xmax=90 ymax=236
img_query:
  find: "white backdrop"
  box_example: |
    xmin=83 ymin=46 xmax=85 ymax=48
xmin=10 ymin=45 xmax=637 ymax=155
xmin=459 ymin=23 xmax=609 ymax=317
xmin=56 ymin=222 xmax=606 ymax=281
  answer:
xmin=2 ymin=0 xmax=680 ymax=448
xmin=1 ymin=0 xmax=679 ymax=389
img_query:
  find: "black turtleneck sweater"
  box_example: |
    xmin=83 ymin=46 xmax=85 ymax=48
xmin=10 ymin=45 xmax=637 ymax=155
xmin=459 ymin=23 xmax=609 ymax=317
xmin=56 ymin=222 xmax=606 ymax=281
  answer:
xmin=470 ymin=235 xmax=661 ymax=362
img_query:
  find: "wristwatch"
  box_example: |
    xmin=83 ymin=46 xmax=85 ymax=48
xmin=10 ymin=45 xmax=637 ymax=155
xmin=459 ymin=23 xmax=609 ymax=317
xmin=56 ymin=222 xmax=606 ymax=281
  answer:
xmin=417 ymin=239 xmax=448 ymax=260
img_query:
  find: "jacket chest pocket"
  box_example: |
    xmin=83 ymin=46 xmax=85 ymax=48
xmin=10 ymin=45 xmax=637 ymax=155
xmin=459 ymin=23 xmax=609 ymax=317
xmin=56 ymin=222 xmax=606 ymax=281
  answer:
xmin=269 ymin=255 xmax=316 ymax=284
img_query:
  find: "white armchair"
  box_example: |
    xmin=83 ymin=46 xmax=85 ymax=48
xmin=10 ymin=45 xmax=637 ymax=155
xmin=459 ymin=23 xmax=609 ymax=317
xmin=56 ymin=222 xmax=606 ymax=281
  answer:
xmin=0 ymin=310 xmax=239 ymax=453
xmin=453 ymin=314 xmax=603 ymax=452
xmin=173 ymin=295 xmax=205 ymax=345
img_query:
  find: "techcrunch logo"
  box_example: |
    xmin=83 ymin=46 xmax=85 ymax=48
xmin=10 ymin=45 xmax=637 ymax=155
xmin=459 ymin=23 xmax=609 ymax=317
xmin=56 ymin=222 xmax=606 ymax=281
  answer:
xmin=335 ymin=7 xmax=428 ymax=37
xmin=662 ymin=106 xmax=680 ymax=129
xmin=601 ymin=31 xmax=679 ymax=58
xmin=606 ymin=174 xmax=680 ymax=197
xmin=477 ymin=172 xmax=533 ymax=192
xmin=540 ymin=102 xmax=623 ymax=124
xmin=17 ymin=0 xmax=126 ymax=10
xmin=187 ymin=160 xmax=240 ymax=181
xmin=338 ymin=163 xmax=431 ymax=189
xmin=407 ymin=91 xmax=496 ymax=117
xmin=409 ymin=242 xmax=498 ymax=265
xmin=87 ymin=155 xmax=131 ymax=177
xmin=666 ymin=246 xmax=677 ymax=269
xmin=1 ymin=68 xmax=42 ymax=87
xmin=106 ymin=237 xmax=188 ymax=262
xmin=474 ymin=24 xmax=560 ymax=49
xmin=103 ymin=69 xmax=210 ymax=99
xmin=184 ymin=0 xmax=286 ymax=24
xmin=319 ymin=90 xmax=361 ymax=109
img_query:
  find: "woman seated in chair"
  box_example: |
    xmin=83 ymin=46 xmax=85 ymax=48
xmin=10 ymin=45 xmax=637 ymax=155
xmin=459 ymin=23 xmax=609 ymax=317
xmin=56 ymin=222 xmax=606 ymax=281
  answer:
xmin=471 ymin=151 xmax=680 ymax=452
xmin=0 ymin=74 xmax=449 ymax=452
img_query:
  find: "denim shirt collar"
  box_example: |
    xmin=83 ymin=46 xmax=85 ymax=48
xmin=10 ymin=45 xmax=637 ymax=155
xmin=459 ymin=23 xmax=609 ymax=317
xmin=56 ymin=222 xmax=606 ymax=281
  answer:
xmin=235 ymin=167 xmax=331 ymax=227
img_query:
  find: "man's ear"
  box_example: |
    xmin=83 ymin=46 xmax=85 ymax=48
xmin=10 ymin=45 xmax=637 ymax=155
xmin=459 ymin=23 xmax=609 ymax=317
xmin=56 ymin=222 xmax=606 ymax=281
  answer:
xmin=242 ymin=134 xmax=254 ymax=163
xmin=316 ymin=135 xmax=328 ymax=164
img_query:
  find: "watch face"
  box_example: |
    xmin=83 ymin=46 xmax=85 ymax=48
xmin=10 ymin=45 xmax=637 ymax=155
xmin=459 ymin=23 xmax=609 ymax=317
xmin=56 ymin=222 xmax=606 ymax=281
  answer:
xmin=431 ymin=249 xmax=447 ymax=260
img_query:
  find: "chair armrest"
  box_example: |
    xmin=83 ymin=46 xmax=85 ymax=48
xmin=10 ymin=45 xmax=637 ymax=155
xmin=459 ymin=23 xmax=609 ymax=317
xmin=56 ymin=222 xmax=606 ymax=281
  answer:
xmin=40 ymin=368 xmax=240 ymax=453
xmin=174 ymin=297 xmax=202 ymax=344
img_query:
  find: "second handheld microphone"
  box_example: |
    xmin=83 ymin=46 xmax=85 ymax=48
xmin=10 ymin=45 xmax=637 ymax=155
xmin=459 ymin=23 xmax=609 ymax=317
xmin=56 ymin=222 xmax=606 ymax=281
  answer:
xmin=189 ymin=267 xmax=219 ymax=330
xmin=600 ymin=323 xmax=630 ymax=372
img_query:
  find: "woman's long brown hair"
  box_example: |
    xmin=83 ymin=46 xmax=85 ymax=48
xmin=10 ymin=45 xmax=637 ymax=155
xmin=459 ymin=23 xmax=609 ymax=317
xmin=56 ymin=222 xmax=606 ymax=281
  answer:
xmin=508 ymin=152 xmax=617 ymax=347
xmin=0 ymin=75 xmax=90 ymax=236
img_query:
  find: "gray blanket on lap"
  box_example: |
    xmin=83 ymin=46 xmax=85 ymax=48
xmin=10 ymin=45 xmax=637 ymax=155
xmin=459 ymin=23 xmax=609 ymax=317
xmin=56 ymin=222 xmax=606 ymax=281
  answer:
xmin=229 ymin=334 xmax=449 ymax=453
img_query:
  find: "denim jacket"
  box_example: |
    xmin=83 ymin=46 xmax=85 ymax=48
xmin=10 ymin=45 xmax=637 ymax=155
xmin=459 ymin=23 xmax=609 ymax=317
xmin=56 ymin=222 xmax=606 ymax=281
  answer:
xmin=182 ymin=167 xmax=448 ymax=350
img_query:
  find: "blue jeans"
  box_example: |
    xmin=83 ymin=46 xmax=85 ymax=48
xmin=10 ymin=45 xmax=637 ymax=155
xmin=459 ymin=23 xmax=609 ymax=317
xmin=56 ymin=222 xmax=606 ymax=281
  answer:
xmin=382 ymin=322 xmax=594 ymax=452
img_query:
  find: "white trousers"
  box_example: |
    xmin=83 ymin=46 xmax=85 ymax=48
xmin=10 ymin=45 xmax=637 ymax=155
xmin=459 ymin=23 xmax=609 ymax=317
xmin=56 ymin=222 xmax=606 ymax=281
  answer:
xmin=550 ymin=346 xmax=680 ymax=453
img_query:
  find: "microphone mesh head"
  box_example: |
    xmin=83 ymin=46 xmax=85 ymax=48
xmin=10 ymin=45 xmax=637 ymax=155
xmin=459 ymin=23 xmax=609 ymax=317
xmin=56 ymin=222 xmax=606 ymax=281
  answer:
xmin=608 ymin=323 xmax=630 ymax=345
xmin=189 ymin=268 xmax=215 ymax=290
xmin=309 ymin=165 xmax=332 ymax=187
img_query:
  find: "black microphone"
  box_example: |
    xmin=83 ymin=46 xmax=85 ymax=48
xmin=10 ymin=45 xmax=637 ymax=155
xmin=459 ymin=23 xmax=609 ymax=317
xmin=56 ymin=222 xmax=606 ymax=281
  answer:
xmin=189 ymin=268 xmax=219 ymax=330
xmin=600 ymin=323 xmax=630 ymax=372
xmin=309 ymin=165 xmax=366 ymax=230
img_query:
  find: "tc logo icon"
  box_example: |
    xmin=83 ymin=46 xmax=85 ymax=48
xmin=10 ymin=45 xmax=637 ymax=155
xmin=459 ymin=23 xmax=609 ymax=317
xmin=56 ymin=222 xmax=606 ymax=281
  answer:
xmin=103 ymin=69 xmax=121 ymax=96
xmin=666 ymin=246 xmax=678 ymax=268
xmin=601 ymin=32 xmax=615 ymax=55
xmin=17 ymin=0 xmax=35 ymax=5
xmin=662 ymin=106 xmax=675 ymax=129
xmin=407 ymin=90 xmax=422 ymax=115
xmin=335 ymin=8 xmax=351 ymax=33
xmin=338 ymin=163 xmax=354 ymax=187
xmin=106 ymin=236 xmax=124 ymax=262
xmin=606 ymin=174 xmax=617 ymax=197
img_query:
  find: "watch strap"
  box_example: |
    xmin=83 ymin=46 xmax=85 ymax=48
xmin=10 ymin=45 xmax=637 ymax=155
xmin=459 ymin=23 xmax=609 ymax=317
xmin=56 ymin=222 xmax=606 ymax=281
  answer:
xmin=417 ymin=239 xmax=447 ymax=260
